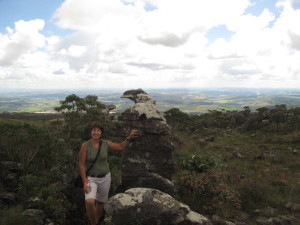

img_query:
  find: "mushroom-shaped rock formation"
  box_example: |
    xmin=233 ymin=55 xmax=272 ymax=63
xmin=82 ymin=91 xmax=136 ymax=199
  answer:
xmin=116 ymin=89 xmax=175 ymax=195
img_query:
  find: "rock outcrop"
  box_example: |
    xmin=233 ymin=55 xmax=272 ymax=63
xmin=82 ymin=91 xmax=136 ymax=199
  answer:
xmin=116 ymin=89 xmax=175 ymax=195
xmin=105 ymin=187 xmax=212 ymax=225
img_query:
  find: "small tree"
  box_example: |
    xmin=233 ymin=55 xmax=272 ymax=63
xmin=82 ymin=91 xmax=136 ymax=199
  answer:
xmin=164 ymin=108 xmax=191 ymax=130
xmin=55 ymin=94 xmax=114 ymax=142
xmin=242 ymin=106 xmax=251 ymax=117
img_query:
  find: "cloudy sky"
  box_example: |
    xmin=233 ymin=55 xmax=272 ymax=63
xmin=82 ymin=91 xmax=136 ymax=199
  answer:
xmin=0 ymin=0 xmax=300 ymax=90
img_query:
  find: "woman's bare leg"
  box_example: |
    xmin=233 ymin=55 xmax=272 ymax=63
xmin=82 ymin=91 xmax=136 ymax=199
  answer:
xmin=95 ymin=201 xmax=104 ymax=223
xmin=85 ymin=198 xmax=97 ymax=225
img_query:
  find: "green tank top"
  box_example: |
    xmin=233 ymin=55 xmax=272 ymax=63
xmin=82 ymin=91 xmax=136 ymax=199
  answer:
xmin=84 ymin=139 xmax=110 ymax=175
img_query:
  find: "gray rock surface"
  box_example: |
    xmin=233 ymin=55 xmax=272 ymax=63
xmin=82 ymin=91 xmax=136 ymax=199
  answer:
xmin=105 ymin=187 xmax=212 ymax=225
xmin=21 ymin=209 xmax=45 ymax=225
xmin=116 ymin=89 xmax=175 ymax=194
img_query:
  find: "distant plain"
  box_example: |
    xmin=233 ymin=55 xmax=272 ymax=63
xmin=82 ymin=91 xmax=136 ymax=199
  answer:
xmin=1 ymin=88 xmax=300 ymax=114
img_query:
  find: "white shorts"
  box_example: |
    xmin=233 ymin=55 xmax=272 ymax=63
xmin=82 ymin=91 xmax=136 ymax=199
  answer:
xmin=85 ymin=172 xmax=111 ymax=203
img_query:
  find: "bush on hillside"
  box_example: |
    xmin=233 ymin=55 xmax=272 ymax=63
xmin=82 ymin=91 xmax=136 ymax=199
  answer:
xmin=0 ymin=206 xmax=36 ymax=225
xmin=237 ymin=168 xmax=290 ymax=212
xmin=42 ymin=182 xmax=72 ymax=225
xmin=176 ymin=169 xmax=241 ymax=217
xmin=181 ymin=153 xmax=223 ymax=173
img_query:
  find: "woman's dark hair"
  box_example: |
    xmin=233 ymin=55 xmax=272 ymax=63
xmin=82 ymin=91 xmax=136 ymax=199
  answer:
xmin=82 ymin=122 xmax=105 ymax=141
xmin=89 ymin=122 xmax=104 ymax=134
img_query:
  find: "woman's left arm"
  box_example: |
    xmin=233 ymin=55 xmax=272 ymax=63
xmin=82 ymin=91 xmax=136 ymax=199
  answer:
xmin=108 ymin=129 xmax=139 ymax=150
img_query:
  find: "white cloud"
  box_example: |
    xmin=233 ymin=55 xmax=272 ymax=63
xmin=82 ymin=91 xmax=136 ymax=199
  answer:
xmin=0 ymin=19 xmax=45 ymax=66
xmin=66 ymin=45 xmax=87 ymax=57
xmin=0 ymin=0 xmax=299 ymax=89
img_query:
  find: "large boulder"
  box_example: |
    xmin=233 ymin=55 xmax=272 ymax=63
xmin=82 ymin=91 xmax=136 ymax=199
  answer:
xmin=116 ymin=89 xmax=175 ymax=195
xmin=105 ymin=188 xmax=212 ymax=225
xmin=0 ymin=161 xmax=22 ymax=190
xmin=21 ymin=209 xmax=45 ymax=225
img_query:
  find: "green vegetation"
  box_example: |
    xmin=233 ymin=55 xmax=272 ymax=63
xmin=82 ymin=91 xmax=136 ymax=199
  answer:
xmin=167 ymin=105 xmax=300 ymax=223
xmin=0 ymin=94 xmax=116 ymax=225
xmin=0 ymin=92 xmax=299 ymax=224
xmin=0 ymin=206 xmax=36 ymax=225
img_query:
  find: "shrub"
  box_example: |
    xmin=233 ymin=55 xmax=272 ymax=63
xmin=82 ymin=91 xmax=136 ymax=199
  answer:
xmin=176 ymin=169 xmax=241 ymax=217
xmin=41 ymin=181 xmax=71 ymax=225
xmin=181 ymin=154 xmax=223 ymax=173
xmin=0 ymin=122 xmax=49 ymax=165
xmin=108 ymin=155 xmax=122 ymax=196
xmin=237 ymin=168 xmax=290 ymax=212
xmin=0 ymin=206 xmax=35 ymax=225
xmin=238 ymin=177 xmax=267 ymax=211
xmin=17 ymin=174 xmax=48 ymax=201
xmin=45 ymin=196 xmax=70 ymax=225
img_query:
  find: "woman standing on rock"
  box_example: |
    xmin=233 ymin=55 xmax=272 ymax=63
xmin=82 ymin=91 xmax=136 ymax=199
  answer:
xmin=79 ymin=122 xmax=138 ymax=225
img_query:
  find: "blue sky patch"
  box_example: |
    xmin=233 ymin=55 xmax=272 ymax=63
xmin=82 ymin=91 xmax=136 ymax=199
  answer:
xmin=144 ymin=2 xmax=157 ymax=12
xmin=244 ymin=0 xmax=279 ymax=17
xmin=0 ymin=0 xmax=73 ymax=36
xmin=205 ymin=25 xmax=235 ymax=43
